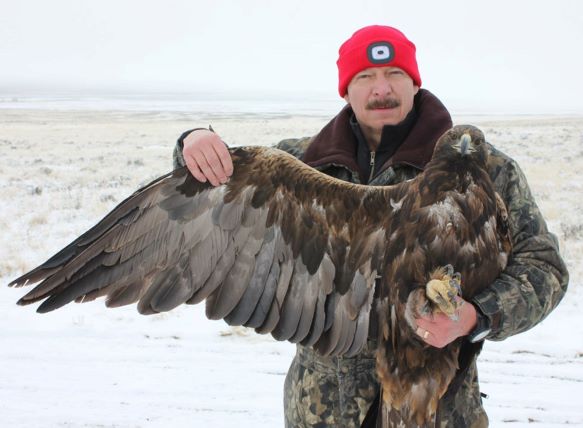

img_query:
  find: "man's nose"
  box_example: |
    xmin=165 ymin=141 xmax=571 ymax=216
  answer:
xmin=372 ymin=77 xmax=393 ymax=96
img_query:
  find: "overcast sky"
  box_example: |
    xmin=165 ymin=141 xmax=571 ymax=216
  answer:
xmin=1 ymin=0 xmax=582 ymax=113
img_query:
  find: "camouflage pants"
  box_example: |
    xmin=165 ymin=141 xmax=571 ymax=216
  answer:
xmin=283 ymin=342 xmax=489 ymax=428
xmin=283 ymin=342 xmax=379 ymax=428
xmin=438 ymin=361 xmax=489 ymax=428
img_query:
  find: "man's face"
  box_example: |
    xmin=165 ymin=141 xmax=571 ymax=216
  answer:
xmin=344 ymin=66 xmax=419 ymax=132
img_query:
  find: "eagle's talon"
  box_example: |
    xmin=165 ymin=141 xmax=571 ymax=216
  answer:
xmin=450 ymin=278 xmax=462 ymax=295
xmin=425 ymin=266 xmax=464 ymax=319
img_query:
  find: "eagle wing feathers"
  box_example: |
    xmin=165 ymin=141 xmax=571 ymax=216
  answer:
xmin=10 ymin=146 xmax=391 ymax=357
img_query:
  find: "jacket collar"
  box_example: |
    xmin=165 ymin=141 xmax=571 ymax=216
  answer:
xmin=303 ymin=89 xmax=452 ymax=173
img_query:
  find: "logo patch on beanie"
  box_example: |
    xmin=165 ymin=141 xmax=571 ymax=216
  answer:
xmin=367 ymin=42 xmax=394 ymax=64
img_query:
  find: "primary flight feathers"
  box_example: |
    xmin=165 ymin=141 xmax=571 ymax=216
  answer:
xmin=8 ymin=124 xmax=511 ymax=425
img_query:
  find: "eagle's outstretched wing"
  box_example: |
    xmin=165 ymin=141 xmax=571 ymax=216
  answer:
xmin=9 ymin=146 xmax=394 ymax=357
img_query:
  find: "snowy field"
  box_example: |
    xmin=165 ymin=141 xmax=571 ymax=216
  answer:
xmin=0 ymin=109 xmax=582 ymax=427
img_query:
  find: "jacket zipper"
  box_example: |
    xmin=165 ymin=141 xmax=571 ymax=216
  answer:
xmin=368 ymin=151 xmax=376 ymax=183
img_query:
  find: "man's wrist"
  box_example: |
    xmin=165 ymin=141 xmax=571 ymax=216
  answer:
xmin=460 ymin=301 xmax=478 ymax=337
xmin=467 ymin=304 xmax=492 ymax=343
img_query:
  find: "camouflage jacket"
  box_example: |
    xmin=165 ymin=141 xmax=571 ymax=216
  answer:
xmin=173 ymin=89 xmax=568 ymax=427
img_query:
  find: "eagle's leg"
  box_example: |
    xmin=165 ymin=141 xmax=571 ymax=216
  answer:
xmin=425 ymin=265 xmax=463 ymax=320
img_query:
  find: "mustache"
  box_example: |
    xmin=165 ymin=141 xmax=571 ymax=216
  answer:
xmin=366 ymin=98 xmax=401 ymax=109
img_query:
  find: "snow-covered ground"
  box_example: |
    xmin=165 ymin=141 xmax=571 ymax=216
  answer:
xmin=1 ymin=110 xmax=582 ymax=427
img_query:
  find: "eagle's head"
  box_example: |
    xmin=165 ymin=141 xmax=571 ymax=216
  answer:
xmin=433 ymin=124 xmax=488 ymax=167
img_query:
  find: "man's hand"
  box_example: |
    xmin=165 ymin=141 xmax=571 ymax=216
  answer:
xmin=182 ymin=129 xmax=233 ymax=186
xmin=415 ymin=299 xmax=478 ymax=348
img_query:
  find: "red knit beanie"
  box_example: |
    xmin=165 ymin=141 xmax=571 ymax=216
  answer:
xmin=337 ymin=25 xmax=421 ymax=97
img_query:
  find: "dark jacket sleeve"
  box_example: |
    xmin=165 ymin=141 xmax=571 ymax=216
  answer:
xmin=471 ymin=145 xmax=569 ymax=340
xmin=172 ymin=129 xmax=192 ymax=169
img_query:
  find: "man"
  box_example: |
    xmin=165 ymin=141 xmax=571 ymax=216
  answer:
xmin=173 ymin=25 xmax=568 ymax=427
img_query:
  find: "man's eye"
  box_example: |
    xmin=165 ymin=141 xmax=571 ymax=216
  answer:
xmin=357 ymin=74 xmax=371 ymax=79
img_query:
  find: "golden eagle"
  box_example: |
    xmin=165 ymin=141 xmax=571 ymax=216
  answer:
xmin=8 ymin=124 xmax=511 ymax=426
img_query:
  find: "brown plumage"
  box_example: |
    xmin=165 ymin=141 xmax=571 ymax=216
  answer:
xmin=8 ymin=124 xmax=511 ymax=426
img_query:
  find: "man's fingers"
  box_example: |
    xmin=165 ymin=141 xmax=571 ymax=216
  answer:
xmin=181 ymin=129 xmax=232 ymax=186
xmin=195 ymin=154 xmax=222 ymax=187
xmin=184 ymin=151 xmax=221 ymax=187
xmin=415 ymin=317 xmax=436 ymax=329
xmin=201 ymin=146 xmax=228 ymax=185
xmin=211 ymin=139 xmax=234 ymax=177
xmin=416 ymin=326 xmax=447 ymax=348
xmin=416 ymin=326 xmax=431 ymax=340
xmin=416 ymin=312 xmax=460 ymax=349
xmin=184 ymin=156 xmax=207 ymax=183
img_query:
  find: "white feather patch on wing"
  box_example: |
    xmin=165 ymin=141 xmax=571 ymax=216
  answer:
xmin=390 ymin=196 xmax=406 ymax=211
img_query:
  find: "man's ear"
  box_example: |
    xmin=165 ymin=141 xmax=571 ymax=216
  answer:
xmin=343 ymin=93 xmax=350 ymax=104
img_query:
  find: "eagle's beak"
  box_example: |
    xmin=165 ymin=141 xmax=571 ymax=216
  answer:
xmin=460 ymin=133 xmax=472 ymax=156
xmin=452 ymin=133 xmax=475 ymax=155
